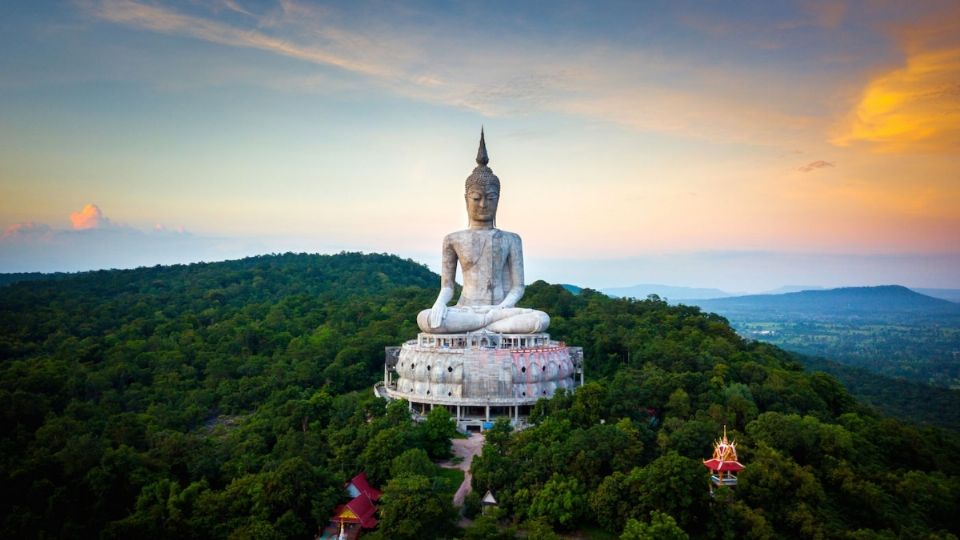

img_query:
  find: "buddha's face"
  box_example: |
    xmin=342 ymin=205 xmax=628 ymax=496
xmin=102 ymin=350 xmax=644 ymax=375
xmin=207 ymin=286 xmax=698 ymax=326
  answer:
xmin=466 ymin=186 xmax=499 ymax=225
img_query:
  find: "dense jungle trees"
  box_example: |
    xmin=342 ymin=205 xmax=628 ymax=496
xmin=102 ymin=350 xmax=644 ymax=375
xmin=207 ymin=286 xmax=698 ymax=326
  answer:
xmin=1 ymin=253 xmax=958 ymax=538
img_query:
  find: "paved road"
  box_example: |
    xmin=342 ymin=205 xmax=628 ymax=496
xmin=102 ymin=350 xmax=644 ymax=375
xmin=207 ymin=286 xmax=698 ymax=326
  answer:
xmin=439 ymin=432 xmax=484 ymax=506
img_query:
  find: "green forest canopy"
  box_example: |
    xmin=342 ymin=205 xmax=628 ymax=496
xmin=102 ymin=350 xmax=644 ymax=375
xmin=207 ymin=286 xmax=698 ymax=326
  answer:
xmin=0 ymin=252 xmax=958 ymax=538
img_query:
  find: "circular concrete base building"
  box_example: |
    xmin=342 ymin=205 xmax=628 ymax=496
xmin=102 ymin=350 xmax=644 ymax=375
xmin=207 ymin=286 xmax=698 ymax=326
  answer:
xmin=377 ymin=331 xmax=583 ymax=430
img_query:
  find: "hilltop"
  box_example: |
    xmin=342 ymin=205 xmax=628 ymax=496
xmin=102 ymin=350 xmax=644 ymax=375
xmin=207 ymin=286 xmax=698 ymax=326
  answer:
xmin=1 ymin=254 xmax=958 ymax=538
xmin=688 ymin=285 xmax=960 ymax=320
xmin=0 ymin=271 xmax=72 ymax=288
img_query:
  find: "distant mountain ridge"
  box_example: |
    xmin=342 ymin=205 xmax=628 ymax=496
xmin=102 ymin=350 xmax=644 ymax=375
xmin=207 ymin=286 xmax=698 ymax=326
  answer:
xmin=602 ymin=283 xmax=735 ymax=300
xmin=688 ymin=285 xmax=960 ymax=319
xmin=760 ymin=285 xmax=825 ymax=295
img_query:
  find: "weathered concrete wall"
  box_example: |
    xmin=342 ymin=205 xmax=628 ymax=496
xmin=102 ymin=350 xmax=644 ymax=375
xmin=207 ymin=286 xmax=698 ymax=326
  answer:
xmin=395 ymin=343 xmax=574 ymax=403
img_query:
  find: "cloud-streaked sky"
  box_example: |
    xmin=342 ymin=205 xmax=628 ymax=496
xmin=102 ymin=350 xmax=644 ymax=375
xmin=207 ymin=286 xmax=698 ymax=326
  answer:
xmin=1 ymin=1 xmax=958 ymax=291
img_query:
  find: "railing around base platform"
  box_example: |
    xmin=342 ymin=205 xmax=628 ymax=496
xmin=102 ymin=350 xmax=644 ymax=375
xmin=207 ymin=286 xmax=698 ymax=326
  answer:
xmin=710 ymin=475 xmax=738 ymax=486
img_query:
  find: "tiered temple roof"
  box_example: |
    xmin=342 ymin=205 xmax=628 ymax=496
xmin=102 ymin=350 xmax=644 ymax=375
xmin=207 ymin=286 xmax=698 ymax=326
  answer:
xmin=345 ymin=472 xmax=382 ymax=502
xmin=332 ymin=495 xmax=378 ymax=529
xmin=703 ymin=426 xmax=744 ymax=474
xmin=330 ymin=472 xmax=381 ymax=530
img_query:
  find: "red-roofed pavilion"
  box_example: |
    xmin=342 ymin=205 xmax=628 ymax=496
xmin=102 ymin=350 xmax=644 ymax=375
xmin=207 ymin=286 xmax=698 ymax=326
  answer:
xmin=318 ymin=473 xmax=381 ymax=539
xmin=703 ymin=426 xmax=744 ymax=493
xmin=332 ymin=493 xmax=378 ymax=529
xmin=345 ymin=472 xmax=382 ymax=502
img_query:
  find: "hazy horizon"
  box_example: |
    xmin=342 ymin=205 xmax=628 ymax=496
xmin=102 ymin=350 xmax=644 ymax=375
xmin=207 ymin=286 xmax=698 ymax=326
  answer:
xmin=2 ymin=239 xmax=958 ymax=294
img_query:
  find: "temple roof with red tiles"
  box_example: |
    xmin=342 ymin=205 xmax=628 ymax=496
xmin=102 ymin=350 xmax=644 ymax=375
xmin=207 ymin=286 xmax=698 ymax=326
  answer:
xmin=345 ymin=472 xmax=382 ymax=501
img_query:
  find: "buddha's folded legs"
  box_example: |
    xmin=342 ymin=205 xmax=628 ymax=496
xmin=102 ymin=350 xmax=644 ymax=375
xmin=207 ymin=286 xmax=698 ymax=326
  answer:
xmin=417 ymin=308 xmax=485 ymax=333
xmin=484 ymin=308 xmax=550 ymax=334
xmin=416 ymin=306 xmax=550 ymax=334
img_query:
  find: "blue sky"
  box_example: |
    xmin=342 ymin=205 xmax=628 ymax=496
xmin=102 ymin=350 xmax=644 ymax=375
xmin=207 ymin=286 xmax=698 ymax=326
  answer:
xmin=2 ymin=1 xmax=958 ymax=290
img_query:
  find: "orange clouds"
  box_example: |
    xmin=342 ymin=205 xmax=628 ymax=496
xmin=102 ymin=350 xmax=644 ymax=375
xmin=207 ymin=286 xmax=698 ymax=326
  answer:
xmin=2 ymin=222 xmax=51 ymax=239
xmin=69 ymin=203 xmax=109 ymax=230
xmin=832 ymin=16 xmax=960 ymax=153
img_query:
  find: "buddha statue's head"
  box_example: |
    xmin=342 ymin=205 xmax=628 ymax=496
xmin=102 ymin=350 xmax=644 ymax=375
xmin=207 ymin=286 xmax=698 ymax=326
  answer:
xmin=465 ymin=129 xmax=500 ymax=228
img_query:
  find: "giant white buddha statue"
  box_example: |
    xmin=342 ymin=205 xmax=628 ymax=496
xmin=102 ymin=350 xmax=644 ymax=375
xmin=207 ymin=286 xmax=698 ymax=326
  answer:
xmin=416 ymin=130 xmax=550 ymax=335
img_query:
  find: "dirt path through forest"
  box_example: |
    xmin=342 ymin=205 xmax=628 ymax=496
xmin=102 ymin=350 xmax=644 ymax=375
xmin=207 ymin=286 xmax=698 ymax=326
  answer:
xmin=438 ymin=432 xmax=484 ymax=506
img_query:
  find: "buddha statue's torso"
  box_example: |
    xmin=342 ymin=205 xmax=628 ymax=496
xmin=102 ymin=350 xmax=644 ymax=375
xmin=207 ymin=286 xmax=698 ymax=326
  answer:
xmin=445 ymin=228 xmax=521 ymax=308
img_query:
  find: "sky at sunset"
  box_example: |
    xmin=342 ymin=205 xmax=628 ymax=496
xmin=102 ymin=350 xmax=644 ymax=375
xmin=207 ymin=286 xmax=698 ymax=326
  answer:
xmin=1 ymin=1 xmax=958 ymax=291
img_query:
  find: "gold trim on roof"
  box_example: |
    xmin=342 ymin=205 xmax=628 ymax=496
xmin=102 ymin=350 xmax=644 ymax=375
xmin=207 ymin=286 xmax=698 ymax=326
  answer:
xmin=710 ymin=425 xmax=739 ymax=462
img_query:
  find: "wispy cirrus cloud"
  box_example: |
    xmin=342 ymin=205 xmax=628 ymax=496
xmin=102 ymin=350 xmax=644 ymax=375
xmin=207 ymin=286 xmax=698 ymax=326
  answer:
xmin=78 ymin=0 xmax=821 ymax=146
xmin=219 ymin=0 xmax=254 ymax=18
xmin=84 ymin=0 xmax=392 ymax=77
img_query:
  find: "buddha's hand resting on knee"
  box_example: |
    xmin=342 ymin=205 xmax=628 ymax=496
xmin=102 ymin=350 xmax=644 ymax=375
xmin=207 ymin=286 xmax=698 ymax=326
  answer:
xmin=428 ymin=302 xmax=447 ymax=329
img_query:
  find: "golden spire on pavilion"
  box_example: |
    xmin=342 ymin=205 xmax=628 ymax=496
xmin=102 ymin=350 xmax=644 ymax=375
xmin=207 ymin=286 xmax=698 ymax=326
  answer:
xmin=703 ymin=425 xmax=744 ymax=492
xmin=710 ymin=425 xmax=740 ymax=463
